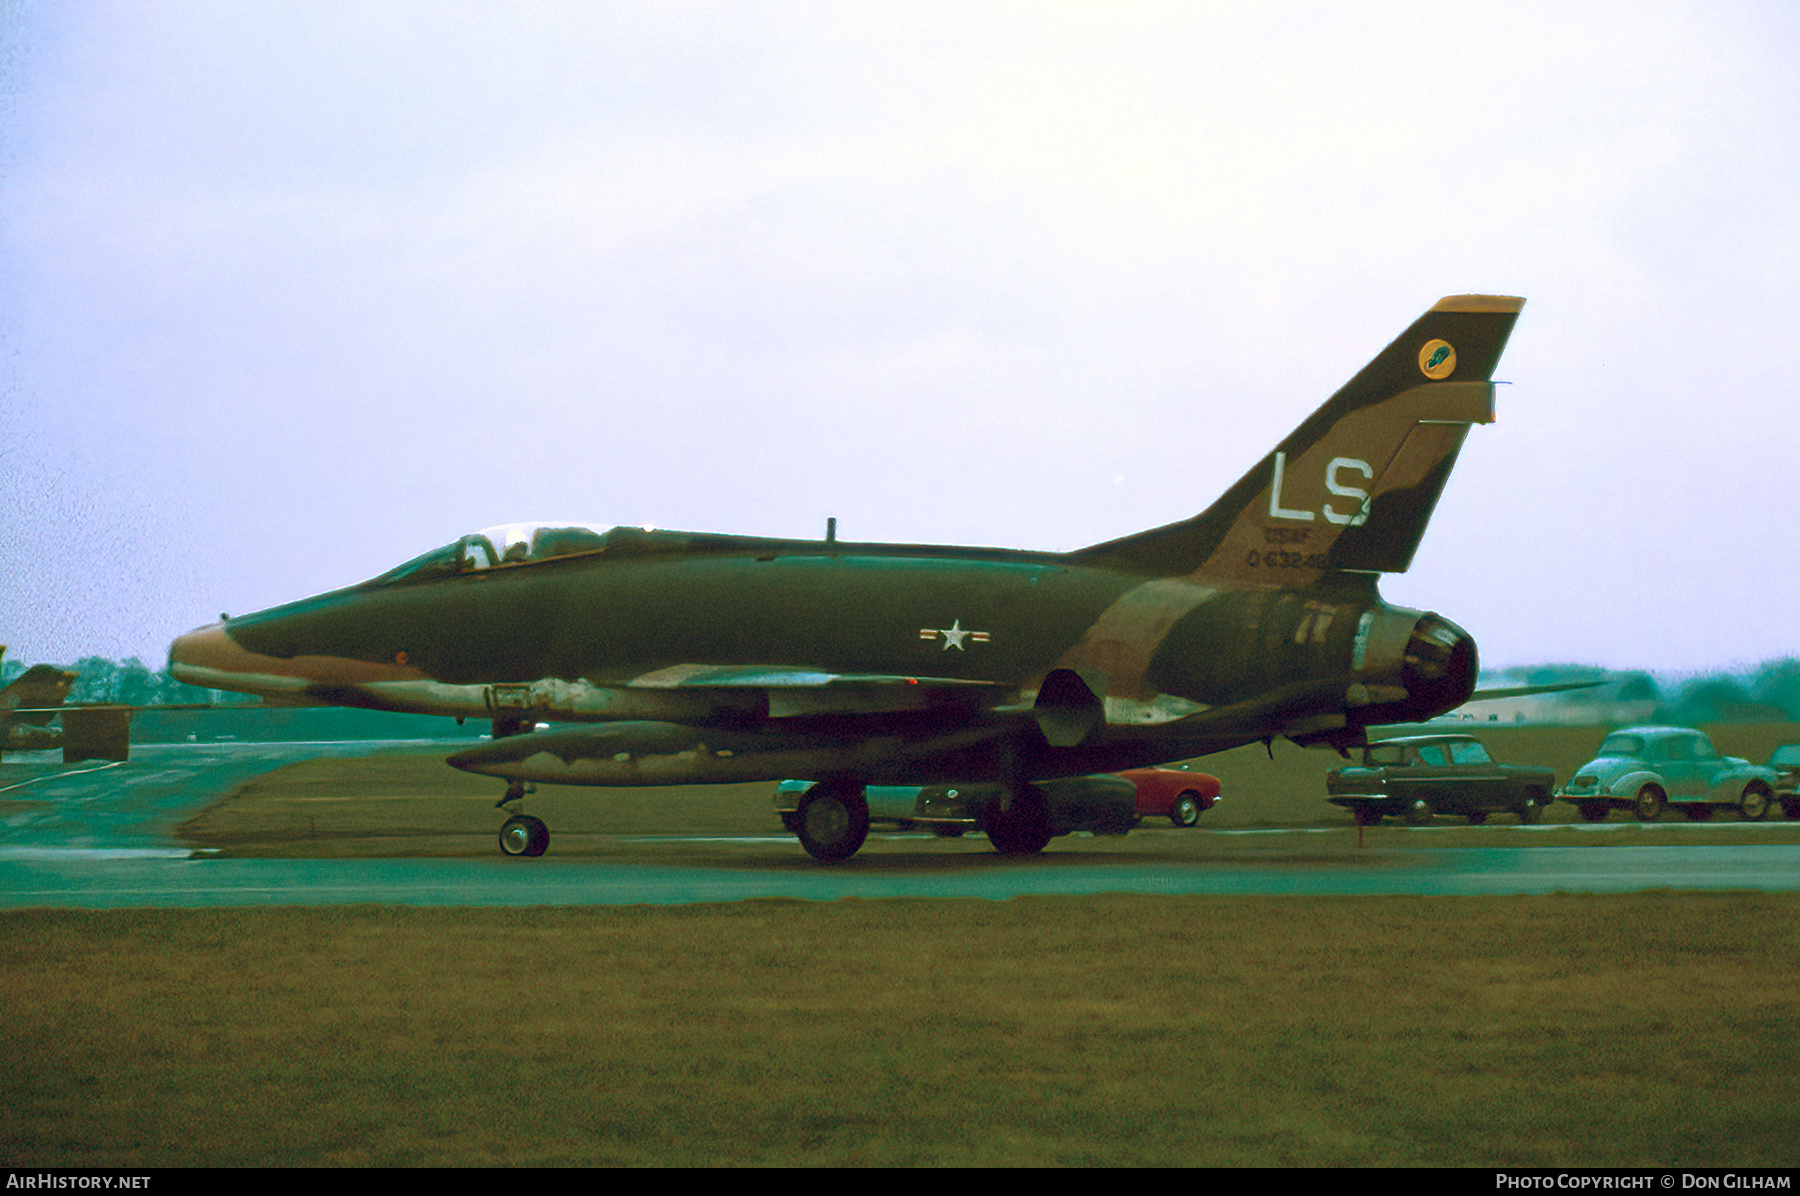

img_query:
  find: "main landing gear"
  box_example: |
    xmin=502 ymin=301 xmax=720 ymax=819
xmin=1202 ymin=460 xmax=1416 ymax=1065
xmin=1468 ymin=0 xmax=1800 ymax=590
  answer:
xmin=984 ymin=785 xmax=1054 ymax=856
xmin=496 ymin=778 xmax=549 ymax=857
xmin=793 ymin=779 xmax=871 ymax=864
xmin=784 ymin=779 xmax=1056 ymax=863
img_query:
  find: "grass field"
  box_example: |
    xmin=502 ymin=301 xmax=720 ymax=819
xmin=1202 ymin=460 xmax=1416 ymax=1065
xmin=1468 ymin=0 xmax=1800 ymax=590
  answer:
xmin=9 ymin=726 xmax=1799 ymax=1167
xmin=3 ymin=894 xmax=1797 ymax=1167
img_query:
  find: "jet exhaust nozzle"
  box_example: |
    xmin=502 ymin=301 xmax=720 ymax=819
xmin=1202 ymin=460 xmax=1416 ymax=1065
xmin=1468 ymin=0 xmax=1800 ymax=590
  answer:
xmin=1325 ymin=607 xmax=1479 ymax=742
xmin=1355 ymin=611 xmax=1478 ymax=726
xmin=1403 ymin=612 xmax=1479 ymax=710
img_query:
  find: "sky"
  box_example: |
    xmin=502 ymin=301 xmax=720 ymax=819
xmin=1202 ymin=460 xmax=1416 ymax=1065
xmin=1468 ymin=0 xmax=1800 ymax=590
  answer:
xmin=2 ymin=0 xmax=1797 ymax=676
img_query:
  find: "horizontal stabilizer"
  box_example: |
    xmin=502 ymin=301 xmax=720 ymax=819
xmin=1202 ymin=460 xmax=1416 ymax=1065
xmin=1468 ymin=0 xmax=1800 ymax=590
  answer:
xmin=1460 ymin=680 xmax=1606 ymax=703
xmin=1159 ymin=672 xmax=1365 ymax=742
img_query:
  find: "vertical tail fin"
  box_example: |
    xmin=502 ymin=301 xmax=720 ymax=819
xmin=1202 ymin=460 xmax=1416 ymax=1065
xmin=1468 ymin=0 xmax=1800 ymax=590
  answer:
xmin=1075 ymin=295 xmax=1524 ymax=580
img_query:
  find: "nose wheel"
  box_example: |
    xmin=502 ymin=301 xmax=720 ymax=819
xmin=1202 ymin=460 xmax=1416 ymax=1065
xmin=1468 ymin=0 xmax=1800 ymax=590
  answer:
xmin=496 ymin=779 xmax=549 ymax=857
xmin=499 ymin=813 xmax=550 ymax=857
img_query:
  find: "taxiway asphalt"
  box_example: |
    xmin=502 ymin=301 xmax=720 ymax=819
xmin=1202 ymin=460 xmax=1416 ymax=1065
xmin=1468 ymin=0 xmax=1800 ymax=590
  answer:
xmin=5 ymin=742 xmax=1800 ymax=907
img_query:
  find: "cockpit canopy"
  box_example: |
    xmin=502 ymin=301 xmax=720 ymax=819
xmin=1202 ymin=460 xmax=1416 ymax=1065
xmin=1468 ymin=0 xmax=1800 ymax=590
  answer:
xmin=374 ymin=522 xmax=644 ymax=585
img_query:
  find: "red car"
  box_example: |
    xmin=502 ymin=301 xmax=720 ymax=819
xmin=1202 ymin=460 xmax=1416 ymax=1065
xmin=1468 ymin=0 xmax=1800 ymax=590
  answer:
xmin=1117 ymin=763 xmax=1222 ymax=827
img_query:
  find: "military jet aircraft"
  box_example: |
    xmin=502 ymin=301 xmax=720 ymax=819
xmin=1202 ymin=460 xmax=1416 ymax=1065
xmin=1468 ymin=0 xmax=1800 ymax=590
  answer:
xmin=169 ymin=294 xmax=1525 ymax=862
xmin=0 ymin=647 xmax=133 ymax=762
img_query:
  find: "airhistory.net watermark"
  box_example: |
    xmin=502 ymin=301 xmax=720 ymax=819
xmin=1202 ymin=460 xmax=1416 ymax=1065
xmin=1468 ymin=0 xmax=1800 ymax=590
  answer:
xmin=6 ymin=1178 xmax=150 ymax=1190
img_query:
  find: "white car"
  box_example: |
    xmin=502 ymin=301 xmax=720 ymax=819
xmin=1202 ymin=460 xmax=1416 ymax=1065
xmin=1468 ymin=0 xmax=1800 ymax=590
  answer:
xmin=1557 ymin=727 xmax=1778 ymax=822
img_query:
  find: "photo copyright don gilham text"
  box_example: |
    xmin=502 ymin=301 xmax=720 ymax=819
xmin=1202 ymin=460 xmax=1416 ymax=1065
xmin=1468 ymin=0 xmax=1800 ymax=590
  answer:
xmin=1495 ymin=1177 xmax=1790 ymax=1190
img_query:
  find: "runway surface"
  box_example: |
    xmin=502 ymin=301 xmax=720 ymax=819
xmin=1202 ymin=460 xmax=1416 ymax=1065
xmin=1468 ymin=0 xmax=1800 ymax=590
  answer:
xmin=5 ymin=741 xmax=1800 ymax=907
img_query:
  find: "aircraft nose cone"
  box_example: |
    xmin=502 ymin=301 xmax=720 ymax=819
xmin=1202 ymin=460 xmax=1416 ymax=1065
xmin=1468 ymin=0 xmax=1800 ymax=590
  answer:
xmin=167 ymin=622 xmax=239 ymax=686
xmin=168 ymin=615 xmax=428 ymax=699
xmin=167 ymin=621 xmax=292 ymax=698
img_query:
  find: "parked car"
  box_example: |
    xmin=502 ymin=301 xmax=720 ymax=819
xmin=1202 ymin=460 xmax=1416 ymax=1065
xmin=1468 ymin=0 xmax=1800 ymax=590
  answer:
xmin=1325 ymin=733 xmax=1555 ymax=825
xmin=1766 ymin=744 xmax=1800 ymax=819
xmin=1115 ymin=763 xmax=1223 ymax=827
xmin=774 ymin=775 xmax=1139 ymax=841
xmin=1557 ymin=726 xmax=1779 ymax=822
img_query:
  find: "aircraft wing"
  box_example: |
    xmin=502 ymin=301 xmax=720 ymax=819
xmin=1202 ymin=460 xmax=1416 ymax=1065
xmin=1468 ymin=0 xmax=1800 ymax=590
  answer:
xmin=623 ymin=664 xmax=1011 ymax=718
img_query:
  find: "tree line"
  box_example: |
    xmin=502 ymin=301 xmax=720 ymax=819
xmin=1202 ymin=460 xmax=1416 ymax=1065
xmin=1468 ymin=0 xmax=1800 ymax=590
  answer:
xmin=1470 ymin=659 xmax=1800 ymax=724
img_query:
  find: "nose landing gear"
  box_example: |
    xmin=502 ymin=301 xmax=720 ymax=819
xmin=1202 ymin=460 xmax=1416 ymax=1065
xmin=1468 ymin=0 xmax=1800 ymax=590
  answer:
xmin=495 ymin=778 xmax=549 ymax=857
xmin=499 ymin=812 xmax=550 ymax=857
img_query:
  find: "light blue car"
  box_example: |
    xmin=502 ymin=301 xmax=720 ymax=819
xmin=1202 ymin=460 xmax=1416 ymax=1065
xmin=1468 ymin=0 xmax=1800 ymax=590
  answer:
xmin=1556 ymin=726 xmax=1779 ymax=823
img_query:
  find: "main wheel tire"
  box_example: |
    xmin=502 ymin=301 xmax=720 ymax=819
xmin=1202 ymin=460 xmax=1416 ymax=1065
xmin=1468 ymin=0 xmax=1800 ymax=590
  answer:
xmin=1405 ymin=798 xmax=1434 ymax=826
xmin=795 ymin=781 xmax=870 ymax=863
xmin=987 ymin=786 xmax=1053 ymax=856
xmin=1634 ymin=784 xmax=1666 ymax=822
xmin=1170 ymin=792 xmax=1203 ymax=827
xmin=499 ymin=813 xmax=550 ymax=858
xmin=1740 ymin=786 xmax=1771 ymax=821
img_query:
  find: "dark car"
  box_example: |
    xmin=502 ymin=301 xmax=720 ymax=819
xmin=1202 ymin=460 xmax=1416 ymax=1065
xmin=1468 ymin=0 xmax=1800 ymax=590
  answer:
xmin=1326 ymin=733 xmax=1556 ymax=825
xmin=774 ymin=775 xmax=1140 ymax=842
xmin=1766 ymin=745 xmax=1800 ymax=820
xmin=1115 ymin=763 xmax=1223 ymax=827
xmin=1557 ymin=726 xmax=1778 ymax=822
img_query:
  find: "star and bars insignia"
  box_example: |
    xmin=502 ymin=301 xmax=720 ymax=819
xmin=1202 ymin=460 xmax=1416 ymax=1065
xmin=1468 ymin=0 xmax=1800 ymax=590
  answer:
xmin=919 ymin=618 xmax=991 ymax=651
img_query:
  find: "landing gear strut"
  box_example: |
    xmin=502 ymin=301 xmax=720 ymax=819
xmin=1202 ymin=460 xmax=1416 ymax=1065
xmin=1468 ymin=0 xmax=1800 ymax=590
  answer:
xmin=493 ymin=750 xmax=547 ymax=855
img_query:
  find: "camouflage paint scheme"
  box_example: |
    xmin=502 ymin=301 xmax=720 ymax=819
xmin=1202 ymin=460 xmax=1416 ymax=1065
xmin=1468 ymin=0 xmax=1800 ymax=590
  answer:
xmin=169 ymin=295 xmax=1525 ymax=861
